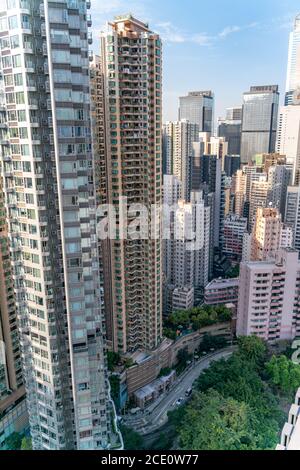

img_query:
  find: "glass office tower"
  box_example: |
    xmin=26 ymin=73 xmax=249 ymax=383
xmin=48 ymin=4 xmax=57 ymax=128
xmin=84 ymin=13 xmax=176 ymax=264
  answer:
xmin=241 ymin=85 xmax=279 ymax=164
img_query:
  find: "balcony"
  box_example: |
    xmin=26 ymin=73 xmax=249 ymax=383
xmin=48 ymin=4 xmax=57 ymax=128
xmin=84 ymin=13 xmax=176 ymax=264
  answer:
xmin=87 ymin=14 xmax=92 ymax=27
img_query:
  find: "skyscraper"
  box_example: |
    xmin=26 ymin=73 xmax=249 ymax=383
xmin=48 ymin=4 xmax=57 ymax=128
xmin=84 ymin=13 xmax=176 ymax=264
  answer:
xmin=99 ymin=15 xmax=162 ymax=354
xmin=163 ymin=120 xmax=199 ymax=201
xmin=218 ymin=107 xmax=242 ymax=156
xmin=0 ymin=0 xmax=111 ymax=450
xmin=179 ymin=91 xmax=214 ymax=133
xmin=285 ymin=14 xmax=300 ymax=105
xmin=241 ymin=85 xmax=279 ymax=164
xmin=276 ymin=104 xmax=300 ymax=184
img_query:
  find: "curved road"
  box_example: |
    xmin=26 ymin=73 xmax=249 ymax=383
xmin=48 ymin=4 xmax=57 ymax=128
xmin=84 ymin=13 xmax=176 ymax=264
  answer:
xmin=124 ymin=346 xmax=235 ymax=435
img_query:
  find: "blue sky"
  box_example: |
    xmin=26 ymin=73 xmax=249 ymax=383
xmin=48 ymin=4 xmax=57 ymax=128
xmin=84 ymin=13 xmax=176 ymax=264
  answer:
xmin=91 ymin=0 xmax=300 ymax=121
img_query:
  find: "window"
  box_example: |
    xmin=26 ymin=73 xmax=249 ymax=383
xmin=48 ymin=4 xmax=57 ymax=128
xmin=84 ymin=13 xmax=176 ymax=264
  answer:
xmin=2 ymin=56 xmax=12 ymax=68
xmin=10 ymin=35 xmax=20 ymax=48
xmin=12 ymin=55 xmax=21 ymax=67
xmin=19 ymin=127 xmax=28 ymax=139
xmin=6 ymin=92 xmax=15 ymax=104
xmin=0 ymin=37 xmax=9 ymax=49
xmin=16 ymin=91 xmax=25 ymax=104
xmin=4 ymin=74 xmax=13 ymax=86
xmin=17 ymin=110 xmax=26 ymax=121
xmin=7 ymin=110 xmax=17 ymax=121
xmin=14 ymin=73 xmax=23 ymax=86
xmin=8 ymin=16 xmax=18 ymax=30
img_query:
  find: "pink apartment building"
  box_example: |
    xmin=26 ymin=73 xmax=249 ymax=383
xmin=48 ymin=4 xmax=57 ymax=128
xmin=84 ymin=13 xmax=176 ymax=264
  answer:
xmin=237 ymin=249 xmax=300 ymax=342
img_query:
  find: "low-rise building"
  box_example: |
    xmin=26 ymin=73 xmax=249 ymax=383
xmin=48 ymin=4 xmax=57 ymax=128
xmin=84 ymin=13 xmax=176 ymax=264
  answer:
xmin=134 ymin=371 xmax=176 ymax=409
xmin=204 ymin=278 xmax=239 ymax=306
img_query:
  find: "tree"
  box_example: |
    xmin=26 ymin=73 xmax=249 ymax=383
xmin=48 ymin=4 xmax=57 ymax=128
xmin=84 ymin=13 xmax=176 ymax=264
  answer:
xmin=266 ymin=355 xmax=300 ymax=395
xmin=107 ymin=351 xmax=121 ymax=371
xmin=119 ymin=425 xmax=144 ymax=450
xmin=21 ymin=436 xmax=32 ymax=450
xmin=178 ymin=390 xmax=258 ymax=450
xmin=198 ymin=333 xmax=228 ymax=353
xmin=4 ymin=432 xmax=22 ymax=450
xmin=109 ymin=375 xmax=120 ymax=409
xmin=237 ymin=335 xmax=267 ymax=367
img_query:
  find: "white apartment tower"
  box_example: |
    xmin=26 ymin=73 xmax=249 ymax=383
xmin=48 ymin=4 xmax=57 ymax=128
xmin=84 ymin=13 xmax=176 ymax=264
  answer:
xmin=285 ymin=14 xmax=300 ymax=105
xmin=163 ymin=120 xmax=199 ymax=201
xmin=276 ymin=105 xmax=300 ymax=184
xmin=0 ymin=0 xmax=112 ymax=450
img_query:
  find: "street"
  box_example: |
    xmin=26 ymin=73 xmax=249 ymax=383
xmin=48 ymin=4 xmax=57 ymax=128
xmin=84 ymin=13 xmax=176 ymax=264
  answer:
xmin=123 ymin=347 xmax=235 ymax=435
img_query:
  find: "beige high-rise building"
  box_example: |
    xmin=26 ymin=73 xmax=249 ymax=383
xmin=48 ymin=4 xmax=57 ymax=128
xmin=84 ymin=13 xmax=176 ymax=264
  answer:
xmin=232 ymin=169 xmax=247 ymax=217
xmin=249 ymin=178 xmax=269 ymax=230
xmin=251 ymin=207 xmax=282 ymax=261
xmin=99 ymin=15 xmax=163 ymax=354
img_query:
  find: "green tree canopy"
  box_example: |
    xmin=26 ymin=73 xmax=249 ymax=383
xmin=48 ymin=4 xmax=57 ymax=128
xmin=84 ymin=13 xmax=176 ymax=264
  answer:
xmin=119 ymin=425 xmax=144 ymax=450
xmin=179 ymin=390 xmax=258 ymax=450
xmin=266 ymin=355 xmax=300 ymax=395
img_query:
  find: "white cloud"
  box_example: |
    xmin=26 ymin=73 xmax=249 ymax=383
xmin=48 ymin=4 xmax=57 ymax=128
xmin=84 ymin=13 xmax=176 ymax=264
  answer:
xmin=155 ymin=22 xmax=186 ymax=43
xmin=219 ymin=25 xmax=241 ymax=38
xmin=155 ymin=22 xmax=212 ymax=46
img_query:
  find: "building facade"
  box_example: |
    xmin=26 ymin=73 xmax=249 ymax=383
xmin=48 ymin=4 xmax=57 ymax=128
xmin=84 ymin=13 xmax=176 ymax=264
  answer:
xmin=237 ymin=249 xmax=300 ymax=342
xmin=241 ymin=85 xmax=279 ymax=164
xmin=179 ymin=90 xmax=214 ymax=133
xmin=99 ymin=15 xmax=163 ymax=353
xmin=276 ymin=104 xmax=300 ymax=184
xmin=0 ymin=0 xmax=111 ymax=450
xmin=218 ymin=106 xmax=242 ymax=156
xmin=163 ymin=120 xmax=199 ymax=201
xmin=285 ymin=14 xmax=300 ymax=105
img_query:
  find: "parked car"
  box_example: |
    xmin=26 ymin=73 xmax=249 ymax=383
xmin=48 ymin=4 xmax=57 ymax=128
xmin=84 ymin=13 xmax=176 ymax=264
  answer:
xmin=176 ymin=397 xmax=184 ymax=406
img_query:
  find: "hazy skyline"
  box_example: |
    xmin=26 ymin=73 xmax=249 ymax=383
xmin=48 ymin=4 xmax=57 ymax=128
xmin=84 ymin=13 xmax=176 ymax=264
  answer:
xmin=91 ymin=0 xmax=298 ymax=121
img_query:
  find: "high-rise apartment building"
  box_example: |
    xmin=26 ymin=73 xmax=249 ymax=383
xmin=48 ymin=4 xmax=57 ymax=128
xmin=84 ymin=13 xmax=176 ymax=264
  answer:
xmin=285 ymin=185 xmax=300 ymax=252
xmin=218 ymin=107 xmax=242 ymax=156
xmin=163 ymin=120 xmax=199 ymax=200
xmin=237 ymin=249 xmax=300 ymax=342
xmin=99 ymin=15 xmax=163 ymax=353
xmin=200 ymin=154 xmax=222 ymax=247
xmin=179 ymin=90 xmax=214 ymax=133
xmin=222 ymin=214 xmax=247 ymax=260
xmin=0 ymin=178 xmax=28 ymax=447
xmin=249 ymin=177 xmax=269 ymax=230
xmin=276 ymin=104 xmax=300 ymax=184
xmin=241 ymin=85 xmax=279 ymax=164
xmin=250 ymin=207 xmax=282 ymax=261
xmin=0 ymin=0 xmax=112 ymax=450
xmin=232 ymin=169 xmax=247 ymax=217
xmin=285 ymin=14 xmax=300 ymax=105
xmin=163 ymin=190 xmax=210 ymax=313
